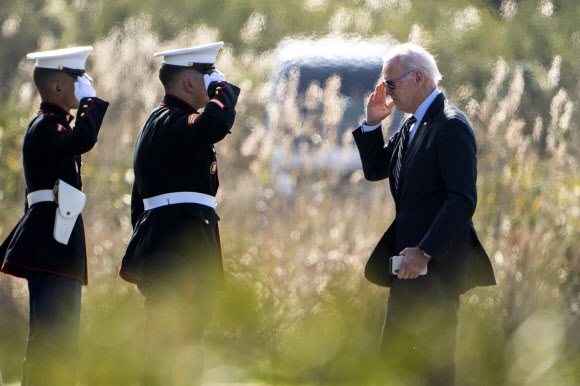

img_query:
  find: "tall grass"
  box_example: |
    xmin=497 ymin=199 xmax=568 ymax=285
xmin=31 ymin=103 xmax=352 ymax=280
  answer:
xmin=0 ymin=10 xmax=579 ymax=385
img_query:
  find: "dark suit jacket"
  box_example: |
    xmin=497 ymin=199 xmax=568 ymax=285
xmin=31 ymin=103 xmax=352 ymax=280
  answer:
xmin=353 ymin=92 xmax=495 ymax=294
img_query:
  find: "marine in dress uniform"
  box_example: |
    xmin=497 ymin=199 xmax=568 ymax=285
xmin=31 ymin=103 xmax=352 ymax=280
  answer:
xmin=119 ymin=42 xmax=240 ymax=386
xmin=0 ymin=47 xmax=109 ymax=385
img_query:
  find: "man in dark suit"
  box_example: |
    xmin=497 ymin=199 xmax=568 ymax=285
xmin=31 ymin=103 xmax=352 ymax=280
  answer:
xmin=0 ymin=46 xmax=109 ymax=385
xmin=352 ymin=43 xmax=495 ymax=385
xmin=119 ymin=42 xmax=240 ymax=386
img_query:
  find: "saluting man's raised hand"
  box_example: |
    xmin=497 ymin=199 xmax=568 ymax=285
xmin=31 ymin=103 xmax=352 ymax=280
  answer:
xmin=203 ymin=70 xmax=227 ymax=91
xmin=365 ymin=82 xmax=395 ymax=126
xmin=74 ymin=74 xmax=96 ymax=101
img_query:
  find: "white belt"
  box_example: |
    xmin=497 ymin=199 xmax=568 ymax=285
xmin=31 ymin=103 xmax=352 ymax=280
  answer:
xmin=27 ymin=190 xmax=55 ymax=206
xmin=143 ymin=192 xmax=216 ymax=210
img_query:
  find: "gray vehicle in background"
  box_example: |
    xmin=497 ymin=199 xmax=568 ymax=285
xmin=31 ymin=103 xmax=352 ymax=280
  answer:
xmin=265 ymin=35 xmax=402 ymax=193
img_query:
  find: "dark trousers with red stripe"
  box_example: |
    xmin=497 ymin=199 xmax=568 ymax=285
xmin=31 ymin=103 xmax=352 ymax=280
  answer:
xmin=22 ymin=270 xmax=82 ymax=386
xmin=137 ymin=281 xmax=216 ymax=386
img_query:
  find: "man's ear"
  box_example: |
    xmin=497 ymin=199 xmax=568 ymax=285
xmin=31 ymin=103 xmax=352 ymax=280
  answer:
xmin=415 ymin=70 xmax=424 ymax=84
xmin=182 ymin=76 xmax=193 ymax=93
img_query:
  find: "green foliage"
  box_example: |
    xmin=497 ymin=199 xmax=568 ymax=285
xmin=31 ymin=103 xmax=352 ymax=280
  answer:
xmin=1 ymin=0 xmax=580 ymax=385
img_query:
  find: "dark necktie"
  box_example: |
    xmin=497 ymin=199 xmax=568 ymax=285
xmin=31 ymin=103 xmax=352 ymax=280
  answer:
xmin=393 ymin=116 xmax=416 ymax=195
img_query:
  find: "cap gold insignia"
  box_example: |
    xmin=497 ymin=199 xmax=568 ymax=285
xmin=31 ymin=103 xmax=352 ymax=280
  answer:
xmin=188 ymin=62 xmax=194 ymax=67
xmin=210 ymin=162 xmax=217 ymax=174
xmin=58 ymin=65 xmax=64 ymax=71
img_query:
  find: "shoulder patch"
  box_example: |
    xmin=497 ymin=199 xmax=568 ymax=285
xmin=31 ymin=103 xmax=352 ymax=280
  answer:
xmin=208 ymin=99 xmax=225 ymax=110
xmin=187 ymin=113 xmax=201 ymax=126
xmin=56 ymin=123 xmax=67 ymax=132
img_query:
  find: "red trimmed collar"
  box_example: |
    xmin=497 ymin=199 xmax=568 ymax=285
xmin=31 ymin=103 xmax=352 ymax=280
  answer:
xmin=38 ymin=102 xmax=74 ymax=124
xmin=160 ymin=94 xmax=198 ymax=112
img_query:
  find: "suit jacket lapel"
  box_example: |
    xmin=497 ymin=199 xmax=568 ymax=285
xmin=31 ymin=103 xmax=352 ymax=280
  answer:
xmin=396 ymin=93 xmax=446 ymax=198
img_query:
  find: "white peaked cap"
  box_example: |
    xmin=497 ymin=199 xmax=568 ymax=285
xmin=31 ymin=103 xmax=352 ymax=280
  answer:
xmin=154 ymin=42 xmax=224 ymax=67
xmin=27 ymin=46 xmax=93 ymax=70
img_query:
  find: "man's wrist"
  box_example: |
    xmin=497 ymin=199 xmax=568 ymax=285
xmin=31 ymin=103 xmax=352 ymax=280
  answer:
xmin=361 ymin=119 xmax=381 ymax=133
xmin=419 ymin=248 xmax=431 ymax=259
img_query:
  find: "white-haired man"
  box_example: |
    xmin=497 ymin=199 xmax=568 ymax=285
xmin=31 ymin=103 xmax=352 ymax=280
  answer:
xmin=353 ymin=43 xmax=495 ymax=385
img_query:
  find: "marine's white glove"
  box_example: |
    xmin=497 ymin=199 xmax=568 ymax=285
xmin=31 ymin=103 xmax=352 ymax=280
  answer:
xmin=74 ymin=74 xmax=96 ymax=101
xmin=203 ymin=70 xmax=227 ymax=90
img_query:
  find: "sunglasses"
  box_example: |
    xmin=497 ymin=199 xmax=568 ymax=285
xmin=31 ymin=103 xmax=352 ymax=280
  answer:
xmin=382 ymin=70 xmax=414 ymax=90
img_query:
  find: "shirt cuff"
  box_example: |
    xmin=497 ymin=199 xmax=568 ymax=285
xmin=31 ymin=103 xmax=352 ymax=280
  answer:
xmin=361 ymin=120 xmax=381 ymax=133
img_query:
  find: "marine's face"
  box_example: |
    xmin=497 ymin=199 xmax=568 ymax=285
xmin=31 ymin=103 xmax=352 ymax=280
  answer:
xmin=187 ymin=70 xmax=210 ymax=110
xmin=59 ymin=75 xmax=80 ymax=111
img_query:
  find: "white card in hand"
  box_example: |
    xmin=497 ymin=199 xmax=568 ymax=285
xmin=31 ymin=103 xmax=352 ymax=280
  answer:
xmin=390 ymin=255 xmax=428 ymax=276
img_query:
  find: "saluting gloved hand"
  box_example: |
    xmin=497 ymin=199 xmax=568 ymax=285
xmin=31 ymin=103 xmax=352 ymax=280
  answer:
xmin=203 ymin=70 xmax=227 ymax=91
xmin=74 ymin=74 xmax=97 ymax=102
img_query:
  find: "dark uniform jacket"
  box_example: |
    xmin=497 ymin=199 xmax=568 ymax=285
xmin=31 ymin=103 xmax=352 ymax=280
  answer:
xmin=353 ymin=93 xmax=495 ymax=295
xmin=0 ymin=98 xmax=109 ymax=285
xmin=120 ymin=81 xmax=240 ymax=285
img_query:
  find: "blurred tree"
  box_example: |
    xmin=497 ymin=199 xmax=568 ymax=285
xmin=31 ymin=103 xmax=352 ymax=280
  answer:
xmin=1 ymin=1 xmax=580 ymax=384
xmin=0 ymin=1 xmax=63 ymax=97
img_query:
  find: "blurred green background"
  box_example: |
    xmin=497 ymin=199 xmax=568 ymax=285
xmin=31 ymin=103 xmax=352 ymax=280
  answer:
xmin=1 ymin=0 xmax=580 ymax=385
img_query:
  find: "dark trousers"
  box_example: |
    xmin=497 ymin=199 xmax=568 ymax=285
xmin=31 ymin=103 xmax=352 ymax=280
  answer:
xmin=137 ymin=281 xmax=216 ymax=386
xmin=379 ymin=276 xmax=460 ymax=386
xmin=22 ymin=270 xmax=82 ymax=386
